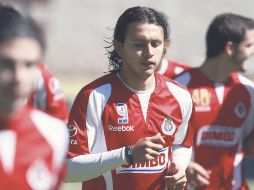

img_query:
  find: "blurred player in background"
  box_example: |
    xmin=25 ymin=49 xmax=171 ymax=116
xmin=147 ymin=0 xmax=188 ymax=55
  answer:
xmin=175 ymin=13 xmax=254 ymax=190
xmin=0 ymin=5 xmax=68 ymax=190
xmin=28 ymin=63 xmax=69 ymax=121
xmin=0 ymin=0 xmax=69 ymax=121
xmin=65 ymin=6 xmax=194 ymax=190
xmin=157 ymin=58 xmax=191 ymax=79
xmin=156 ymin=11 xmax=191 ymax=79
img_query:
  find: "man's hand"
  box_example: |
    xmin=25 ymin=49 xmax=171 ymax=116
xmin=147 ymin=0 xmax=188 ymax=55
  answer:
xmin=186 ymin=161 xmax=211 ymax=188
xmin=130 ymin=133 xmax=165 ymax=163
xmin=164 ymin=163 xmax=187 ymax=190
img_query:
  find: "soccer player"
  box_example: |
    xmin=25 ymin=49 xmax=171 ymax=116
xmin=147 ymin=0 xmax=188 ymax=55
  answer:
xmin=174 ymin=13 xmax=254 ymax=190
xmin=65 ymin=6 xmax=194 ymax=190
xmin=0 ymin=5 xmax=69 ymax=190
xmin=155 ymin=11 xmax=191 ymax=79
xmin=28 ymin=63 xmax=69 ymax=121
xmin=157 ymin=58 xmax=191 ymax=79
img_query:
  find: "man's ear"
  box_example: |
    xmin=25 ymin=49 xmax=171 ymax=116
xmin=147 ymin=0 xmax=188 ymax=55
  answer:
xmin=225 ymin=41 xmax=234 ymax=56
xmin=164 ymin=39 xmax=171 ymax=49
xmin=114 ymin=40 xmax=123 ymax=56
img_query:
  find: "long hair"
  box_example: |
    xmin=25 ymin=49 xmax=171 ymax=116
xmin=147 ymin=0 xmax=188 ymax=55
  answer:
xmin=105 ymin=6 xmax=170 ymax=72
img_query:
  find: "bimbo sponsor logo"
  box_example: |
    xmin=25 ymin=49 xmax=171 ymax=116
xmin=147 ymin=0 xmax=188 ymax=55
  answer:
xmin=108 ymin=125 xmax=135 ymax=132
xmin=196 ymin=125 xmax=241 ymax=147
xmin=116 ymin=148 xmax=168 ymax=174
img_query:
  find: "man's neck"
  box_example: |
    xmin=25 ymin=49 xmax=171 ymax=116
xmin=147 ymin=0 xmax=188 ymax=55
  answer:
xmin=117 ymin=70 xmax=156 ymax=91
xmin=199 ymin=56 xmax=233 ymax=83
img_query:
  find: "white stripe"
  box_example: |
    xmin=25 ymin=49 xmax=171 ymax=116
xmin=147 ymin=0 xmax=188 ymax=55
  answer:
xmin=0 ymin=130 xmax=16 ymax=173
xmin=166 ymin=81 xmax=193 ymax=144
xmin=31 ymin=110 xmax=69 ymax=169
xmin=232 ymin=149 xmax=244 ymax=190
xmin=86 ymin=83 xmax=113 ymax=189
xmin=33 ymin=70 xmax=47 ymax=110
xmin=238 ymin=74 xmax=254 ymax=139
xmin=214 ymin=83 xmax=225 ymax=105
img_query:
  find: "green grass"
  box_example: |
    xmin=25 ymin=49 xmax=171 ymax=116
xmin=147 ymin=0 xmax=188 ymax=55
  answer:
xmin=61 ymin=182 xmax=81 ymax=190
xmin=58 ymin=76 xmax=90 ymax=99
xmin=247 ymin=179 xmax=254 ymax=189
xmin=60 ymin=180 xmax=254 ymax=190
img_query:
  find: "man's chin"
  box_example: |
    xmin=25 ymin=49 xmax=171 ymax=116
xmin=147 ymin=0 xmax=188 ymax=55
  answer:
xmin=233 ymin=64 xmax=245 ymax=73
xmin=143 ymin=70 xmax=154 ymax=78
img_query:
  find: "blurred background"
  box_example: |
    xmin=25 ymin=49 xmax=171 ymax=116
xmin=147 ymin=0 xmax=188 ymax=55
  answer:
xmin=1 ymin=0 xmax=254 ymax=189
xmin=4 ymin=0 xmax=254 ymax=98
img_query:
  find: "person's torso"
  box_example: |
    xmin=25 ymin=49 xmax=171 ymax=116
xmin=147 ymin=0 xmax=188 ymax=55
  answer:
xmin=0 ymin=106 xmax=68 ymax=190
xmin=176 ymin=69 xmax=253 ymax=190
xmin=71 ymin=73 xmax=192 ymax=190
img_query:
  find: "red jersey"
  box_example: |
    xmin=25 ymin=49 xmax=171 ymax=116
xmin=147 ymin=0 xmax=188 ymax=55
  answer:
xmin=175 ymin=68 xmax=254 ymax=190
xmin=0 ymin=105 xmax=69 ymax=190
xmin=68 ymin=72 xmax=194 ymax=190
xmin=29 ymin=64 xmax=69 ymax=121
xmin=157 ymin=59 xmax=191 ymax=79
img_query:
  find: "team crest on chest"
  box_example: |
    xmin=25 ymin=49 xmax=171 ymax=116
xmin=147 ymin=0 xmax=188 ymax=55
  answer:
xmin=26 ymin=159 xmax=55 ymax=190
xmin=161 ymin=117 xmax=176 ymax=136
xmin=234 ymin=102 xmax=246 ymax=118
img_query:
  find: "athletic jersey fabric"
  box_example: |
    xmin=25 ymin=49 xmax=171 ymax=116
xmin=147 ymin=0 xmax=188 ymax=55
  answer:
xmin=29 ymin=64 xmax=69 ymax=121
xmin=67 ymin=72 xmax=194 ymax=190
xmin=175 ymin=68 xmax=254 ymax=190
xmin=157 ymin=59 xmax=191 ymax=79
xmin=0 ymin=105 xmax=69 ymax=190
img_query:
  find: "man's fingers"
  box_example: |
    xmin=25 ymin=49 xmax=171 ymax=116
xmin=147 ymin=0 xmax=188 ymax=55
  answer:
xmin=174 ymin=181 xmax=187 ymax=190
xmin=147 ymin=133 xmax=165 ymax=144
xmin=145 ymin=148 xmax=161 ymax=157
xmin=194 ymin=163 xmax=211 ymax=179
xmin=165 ymin=176 xmax=186 ymax=189
xmin=196 ymin=174 xmax=210 ymax=185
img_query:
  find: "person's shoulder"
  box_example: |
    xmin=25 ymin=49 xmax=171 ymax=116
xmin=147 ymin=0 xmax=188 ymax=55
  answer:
xmin=30 ymin=108 xmax=68 ymax=142
xmin=233 ymin=73 xmax=254 ymax=99
xmin=165 ymin=78 xmax=193 ymax=106
xmin=156 ymin=73 xmax=191 ymax=96
xmin=234 ymin=72 xmax=254 ymax=87
xmin=169 ymin=60 xmax=191 ymax=69
xmin=173 ymin=68 xmax=198 ymax=86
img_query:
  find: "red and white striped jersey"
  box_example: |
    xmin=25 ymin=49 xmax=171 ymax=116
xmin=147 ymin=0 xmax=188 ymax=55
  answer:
xmin=28 ymin=64 xmax=69 ymax=121
xmin=68 ymin=72 xmax=194 ymax=190
xmin=0 ymin=105 xmax=69 ymax=190
xmin=157 ymin=59 xmax=191 ymax=79
xmin=175 ymin=68 xmax=254 ymax=190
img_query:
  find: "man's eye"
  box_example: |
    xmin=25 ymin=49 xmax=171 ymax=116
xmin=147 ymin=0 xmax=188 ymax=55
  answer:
xmin=151 ymin=41 xmax=161 ymax=48
xmin=25 ymin=61 xmax=36 ymax=68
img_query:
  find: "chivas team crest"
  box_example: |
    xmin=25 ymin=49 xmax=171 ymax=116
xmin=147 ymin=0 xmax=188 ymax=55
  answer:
xmin=161 ymin=117 xmax=176 ymax=135
xmin=234 ymin=102 xmax=246 ymax=118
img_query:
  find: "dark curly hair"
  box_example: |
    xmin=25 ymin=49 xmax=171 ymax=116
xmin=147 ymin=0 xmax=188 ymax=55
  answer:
xmin=105 ymin=6 xmax=170 ymax=72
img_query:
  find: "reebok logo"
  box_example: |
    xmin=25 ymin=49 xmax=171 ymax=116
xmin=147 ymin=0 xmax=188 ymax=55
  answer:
xmin=108 ymin=125 xmax=135 ymax=132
